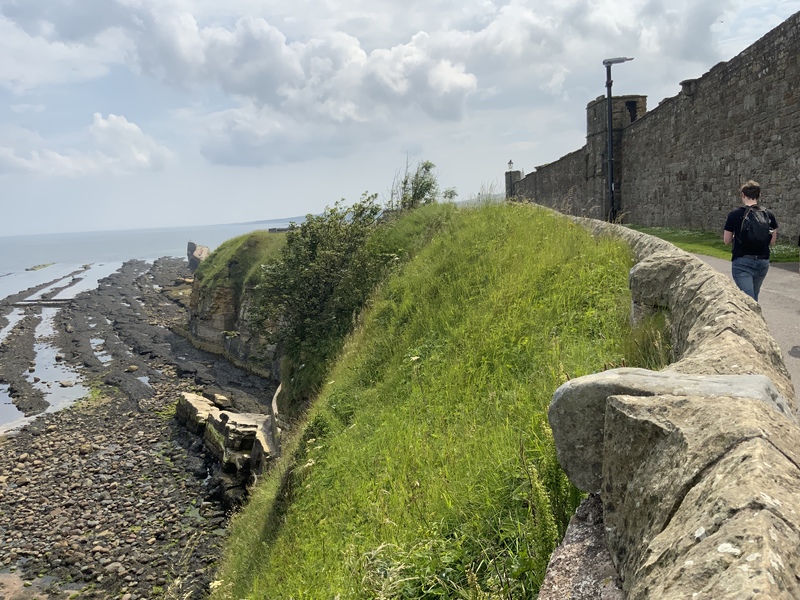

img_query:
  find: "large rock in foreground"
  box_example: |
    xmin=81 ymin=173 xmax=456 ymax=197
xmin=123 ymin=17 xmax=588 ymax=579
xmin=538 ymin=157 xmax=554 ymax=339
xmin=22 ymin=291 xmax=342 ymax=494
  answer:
xmin=548 ymin=368 xmax=789 ymax=492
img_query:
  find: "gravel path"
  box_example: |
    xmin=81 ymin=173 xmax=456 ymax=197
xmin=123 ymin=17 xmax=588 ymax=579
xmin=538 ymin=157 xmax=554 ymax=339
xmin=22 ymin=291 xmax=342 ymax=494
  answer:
xmin=0 ymin=258 xmax=276 ymax=599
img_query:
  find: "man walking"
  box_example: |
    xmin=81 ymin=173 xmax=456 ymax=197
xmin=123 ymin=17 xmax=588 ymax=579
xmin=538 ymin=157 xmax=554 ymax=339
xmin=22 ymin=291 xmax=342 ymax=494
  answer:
xmin=723 ymin=180 xmax=778 ymax=301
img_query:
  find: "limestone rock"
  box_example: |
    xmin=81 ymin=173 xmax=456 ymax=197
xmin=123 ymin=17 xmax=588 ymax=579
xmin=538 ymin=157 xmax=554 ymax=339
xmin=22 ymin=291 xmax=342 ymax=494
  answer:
xmin=175 ymin=392 xmax=221 ymax=434
xmin=538 ymin=493 xmax=624 ymax=600
xmin=628 ymin=251 xmax=795 ymax=407
xmin=631 ymin=437 xmax=800 ymax=599
xmin=548 ymin=368 xmax=789 ymax=492
xmin=602 ymin=394 xmax=800 ymax=594
xmin=187 ymin=242 xmax=210 ymax=273
xmin=203 ymin=411 xmax=271 ymax=472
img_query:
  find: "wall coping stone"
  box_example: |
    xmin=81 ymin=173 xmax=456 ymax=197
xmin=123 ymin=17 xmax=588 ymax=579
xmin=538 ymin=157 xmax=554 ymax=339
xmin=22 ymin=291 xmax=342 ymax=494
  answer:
xmin=541 ymin=215 xmax=800 ymax=599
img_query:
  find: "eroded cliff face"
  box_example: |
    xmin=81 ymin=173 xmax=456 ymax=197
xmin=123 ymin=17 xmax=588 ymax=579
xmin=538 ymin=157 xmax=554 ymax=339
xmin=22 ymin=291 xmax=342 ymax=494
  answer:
xmin=188 ymin=278 xmax=278 ymax=381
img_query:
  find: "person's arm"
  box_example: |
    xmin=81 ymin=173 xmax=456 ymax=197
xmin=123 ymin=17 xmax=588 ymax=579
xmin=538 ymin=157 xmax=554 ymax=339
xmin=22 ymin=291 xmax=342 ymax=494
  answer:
xmin=723 ymin=230 xmax=734 ymax=245
xmin=770 ymin=213 xmax=778 ymax=246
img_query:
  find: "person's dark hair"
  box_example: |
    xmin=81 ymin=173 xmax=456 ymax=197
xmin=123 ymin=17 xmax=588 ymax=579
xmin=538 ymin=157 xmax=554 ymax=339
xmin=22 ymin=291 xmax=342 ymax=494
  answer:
xmin=740 ymin=179 xmax=761 ymax=200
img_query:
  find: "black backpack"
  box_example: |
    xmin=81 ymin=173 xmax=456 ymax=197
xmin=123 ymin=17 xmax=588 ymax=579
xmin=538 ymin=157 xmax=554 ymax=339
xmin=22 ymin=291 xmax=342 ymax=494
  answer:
xmin=740 ymin=206 xmax=772 ymax=244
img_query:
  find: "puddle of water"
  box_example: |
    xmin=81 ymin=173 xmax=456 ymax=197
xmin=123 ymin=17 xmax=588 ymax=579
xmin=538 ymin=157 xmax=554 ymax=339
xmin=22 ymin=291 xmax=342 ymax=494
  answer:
xmin=24 ymin=273 xmax=81 ymax=301
xmin=137 ymin=376 xmax=151 ymax=387
xmin=51 ymin=262 xmax=123 ymax=300
xmin=90 ymin=337 xmax=113 ymax=365
xmin=27 ymin=308 xmax=88 ymax=410
xmin=0 ymin=264 xmax=81 ymax=303
xmin=0 ymin=309 xmax=91 ymax=435
xmin=0 ymin=384 xmax=26 ymax=431
xmin=0 ymin=307 xmax=25 ymax=344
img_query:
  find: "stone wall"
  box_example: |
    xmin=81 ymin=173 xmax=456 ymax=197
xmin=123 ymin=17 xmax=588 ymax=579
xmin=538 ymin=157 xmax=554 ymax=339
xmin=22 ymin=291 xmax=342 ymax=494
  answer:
xmin=541 ymin=218 xmax=799 ymax=599
xmin=509 ymin=11 xmax=800 ymax=244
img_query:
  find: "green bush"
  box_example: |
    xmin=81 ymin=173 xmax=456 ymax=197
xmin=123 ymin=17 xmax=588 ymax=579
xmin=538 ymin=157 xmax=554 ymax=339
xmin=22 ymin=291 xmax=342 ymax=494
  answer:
xmin=252 ymin=196 xmax=456 ymax=411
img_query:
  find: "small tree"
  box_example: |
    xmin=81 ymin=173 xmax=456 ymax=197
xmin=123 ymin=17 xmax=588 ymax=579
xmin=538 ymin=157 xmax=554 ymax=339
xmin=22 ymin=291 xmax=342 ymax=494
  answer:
xmin=389 ymin=159 xmax=454 ymax=211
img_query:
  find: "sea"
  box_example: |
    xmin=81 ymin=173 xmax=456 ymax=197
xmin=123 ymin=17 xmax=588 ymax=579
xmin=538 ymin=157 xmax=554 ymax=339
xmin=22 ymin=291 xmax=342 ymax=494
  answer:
xmin=0 ymin=216 xmax=300 ymax=432
xmin=0 ymin=217 xmax=301 ymax=302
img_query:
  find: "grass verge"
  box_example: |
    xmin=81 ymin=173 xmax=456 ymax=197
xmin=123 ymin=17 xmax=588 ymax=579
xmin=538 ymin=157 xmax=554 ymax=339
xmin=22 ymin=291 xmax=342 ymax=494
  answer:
xmin=627 ymin=225 xmax=799 ymax=262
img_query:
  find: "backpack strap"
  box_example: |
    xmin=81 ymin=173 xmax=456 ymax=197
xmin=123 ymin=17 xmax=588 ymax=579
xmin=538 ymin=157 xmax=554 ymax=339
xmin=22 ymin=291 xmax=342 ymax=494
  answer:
xmin=740 ymin=206 xmax=753 ymax=232
xmin=739 ymin=205 xmax=764 ymax=231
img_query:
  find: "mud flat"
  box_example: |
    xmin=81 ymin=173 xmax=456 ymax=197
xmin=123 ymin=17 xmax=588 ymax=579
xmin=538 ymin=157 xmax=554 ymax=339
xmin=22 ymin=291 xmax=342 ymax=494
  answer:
xmin=0 ymin=258 xmax=276 ymax=599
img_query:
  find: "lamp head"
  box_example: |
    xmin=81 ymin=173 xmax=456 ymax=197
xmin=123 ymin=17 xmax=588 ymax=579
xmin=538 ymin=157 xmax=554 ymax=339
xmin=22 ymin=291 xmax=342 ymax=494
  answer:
xmin=507 ymin=159 xmax=514 ymax=171
xmin=603 ymin=57 xmax=634 ymax=66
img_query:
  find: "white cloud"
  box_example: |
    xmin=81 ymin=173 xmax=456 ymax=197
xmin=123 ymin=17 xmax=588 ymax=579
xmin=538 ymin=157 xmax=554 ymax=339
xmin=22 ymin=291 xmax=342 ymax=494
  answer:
xmin=0 ymin=0 xmax=798 ymax=235
xmin=0 ymin=114 xmax=173 ymax=176
xmin=90 ymin=113 xmax=174 ymax=171
xmin=0 ymin=16 xmax=131 ymax=92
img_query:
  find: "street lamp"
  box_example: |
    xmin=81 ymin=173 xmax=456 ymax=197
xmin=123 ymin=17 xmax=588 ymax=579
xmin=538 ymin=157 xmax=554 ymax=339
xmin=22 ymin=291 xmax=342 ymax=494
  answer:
xmin=507 ymin=159 xmax=514 ymax=171
xmin=603 ymin=56 xmax=633 ymax=222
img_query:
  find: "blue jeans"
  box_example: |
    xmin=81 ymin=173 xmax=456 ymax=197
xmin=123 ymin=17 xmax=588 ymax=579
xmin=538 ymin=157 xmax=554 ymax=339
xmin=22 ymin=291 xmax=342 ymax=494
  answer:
xmin=731 ymin=257 xmax=770 ymax=301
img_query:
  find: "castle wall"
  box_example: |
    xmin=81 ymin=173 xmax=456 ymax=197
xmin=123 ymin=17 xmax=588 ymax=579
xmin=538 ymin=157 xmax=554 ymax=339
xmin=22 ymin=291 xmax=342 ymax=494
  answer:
xmin=509 ymin=11 xmax=800 ymax=243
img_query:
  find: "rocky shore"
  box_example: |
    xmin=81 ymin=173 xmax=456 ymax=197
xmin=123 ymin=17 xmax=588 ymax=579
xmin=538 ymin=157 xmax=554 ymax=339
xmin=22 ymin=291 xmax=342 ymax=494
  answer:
xmin=0 ymin=258 xmax=277 ymax=599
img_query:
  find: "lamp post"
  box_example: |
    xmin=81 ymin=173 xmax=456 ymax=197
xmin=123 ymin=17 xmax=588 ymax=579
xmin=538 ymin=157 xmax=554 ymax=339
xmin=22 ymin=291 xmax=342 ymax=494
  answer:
xmin=603 ymin=56 xmax=633 ymax=222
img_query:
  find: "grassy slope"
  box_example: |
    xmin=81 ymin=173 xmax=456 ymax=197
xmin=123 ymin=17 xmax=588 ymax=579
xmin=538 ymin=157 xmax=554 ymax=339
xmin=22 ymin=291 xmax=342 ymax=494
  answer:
xmin=627 ymin=225 xmax=799 ymax=262
xmin=194 ymin=230 xmax=286 ymax=301
xmin=213 ymin=204 xmax=657 ymax=599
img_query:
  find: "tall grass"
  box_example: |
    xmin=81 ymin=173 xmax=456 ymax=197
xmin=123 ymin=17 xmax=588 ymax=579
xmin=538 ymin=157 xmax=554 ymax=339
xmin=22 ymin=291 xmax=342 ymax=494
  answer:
xmin=212 ymin=203 xmax=666 ymax=599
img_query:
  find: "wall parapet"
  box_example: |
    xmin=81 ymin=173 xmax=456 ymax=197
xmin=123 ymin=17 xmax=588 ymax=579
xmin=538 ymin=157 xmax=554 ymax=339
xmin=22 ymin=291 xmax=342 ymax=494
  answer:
xmin=540 ymin=216 xmax=799 ymax=599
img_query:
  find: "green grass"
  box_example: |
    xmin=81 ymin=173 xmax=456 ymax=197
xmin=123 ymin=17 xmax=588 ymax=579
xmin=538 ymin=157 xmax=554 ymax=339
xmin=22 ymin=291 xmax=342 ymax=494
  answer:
xmin=194 ymin=230 xmax=286 ymax=303
xmin=627 ymin=225 xmax=800 ymax=262
xmin=212 ymin=204 xmax=670 ymax=599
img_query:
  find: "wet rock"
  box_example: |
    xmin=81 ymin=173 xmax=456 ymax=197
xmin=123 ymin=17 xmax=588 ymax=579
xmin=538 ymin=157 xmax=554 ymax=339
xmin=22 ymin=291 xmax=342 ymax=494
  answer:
xmin=0 ymin=257 xmax=264 ymax=599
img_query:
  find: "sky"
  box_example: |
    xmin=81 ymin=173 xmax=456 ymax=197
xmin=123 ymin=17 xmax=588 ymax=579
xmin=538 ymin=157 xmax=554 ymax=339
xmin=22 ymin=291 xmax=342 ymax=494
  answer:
xmin=1 ymin=1 xmax=799 ymax=236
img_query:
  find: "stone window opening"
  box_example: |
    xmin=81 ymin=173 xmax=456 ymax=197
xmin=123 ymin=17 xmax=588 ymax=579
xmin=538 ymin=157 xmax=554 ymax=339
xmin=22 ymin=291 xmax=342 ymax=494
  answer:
xmin=625 ymin=100 xmax=638 ymax=123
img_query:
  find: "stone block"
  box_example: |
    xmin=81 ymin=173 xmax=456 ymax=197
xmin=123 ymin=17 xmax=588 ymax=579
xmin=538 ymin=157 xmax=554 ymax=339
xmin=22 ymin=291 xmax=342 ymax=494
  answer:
xmin=203 ymin=411 xmax=271 ymax=473
xmin=631 ymin=437 xmax=800 ymax=599
xmin=548 ymin=369 xmax=788 ymax=492
xmin=602 ymin=394 xmax=800 ymax=592
xmin=175 ymin=392 xmax=221 ymax=434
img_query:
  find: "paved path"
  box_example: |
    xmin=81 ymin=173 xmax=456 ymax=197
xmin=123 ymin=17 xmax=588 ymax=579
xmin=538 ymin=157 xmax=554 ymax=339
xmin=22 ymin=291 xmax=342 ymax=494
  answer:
xmin=694 ymin=255 xmax=800 ymax=398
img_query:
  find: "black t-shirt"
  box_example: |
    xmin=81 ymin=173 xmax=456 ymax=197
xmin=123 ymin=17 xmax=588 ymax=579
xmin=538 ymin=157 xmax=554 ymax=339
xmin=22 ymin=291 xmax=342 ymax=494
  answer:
xmin=724 ymin=205 xmax=778 ymax=260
